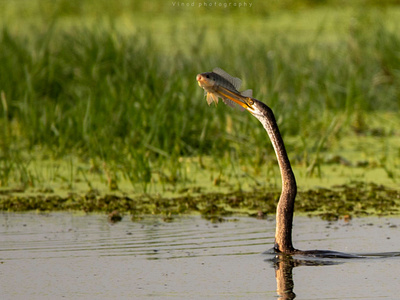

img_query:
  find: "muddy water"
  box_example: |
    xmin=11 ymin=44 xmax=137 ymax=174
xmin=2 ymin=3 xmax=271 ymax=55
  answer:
xmin=1 ymin=213 xmax=400 ymax=299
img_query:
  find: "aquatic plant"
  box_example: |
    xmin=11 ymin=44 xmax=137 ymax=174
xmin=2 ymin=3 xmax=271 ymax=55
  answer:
xmin=0 ymin=1 xmax=399 ymax=199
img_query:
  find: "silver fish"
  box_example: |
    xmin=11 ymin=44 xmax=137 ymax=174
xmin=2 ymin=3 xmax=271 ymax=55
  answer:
xmin=196 ymin=67 xmax=252 ymax=108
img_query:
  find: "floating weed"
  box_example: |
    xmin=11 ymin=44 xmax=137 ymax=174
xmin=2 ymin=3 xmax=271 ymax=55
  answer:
xmin=107 ymin=210 xmax=123 ymax=223
xmin=298 ymin=181 xmax=400 ymax=220
xmin=1 ymin=181 xmax=398 ymax=222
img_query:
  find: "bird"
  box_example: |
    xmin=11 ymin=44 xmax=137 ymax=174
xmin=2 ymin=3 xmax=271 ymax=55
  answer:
xmin=196 ymin=69 xmax=373 ymax=257
xmin=196 ymin=69 xmax=296 ymax=252
xmin=202 ymin=84 xmax=365 ymax=258
xmin=217 ymin=90 xmax=297 ymax=253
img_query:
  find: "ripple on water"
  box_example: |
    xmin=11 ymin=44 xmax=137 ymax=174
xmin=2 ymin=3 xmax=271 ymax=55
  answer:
xmin=1 ymin=213 xmax=400 ymax=299
xmin=0 ymin=213 xmax=275 ymax=260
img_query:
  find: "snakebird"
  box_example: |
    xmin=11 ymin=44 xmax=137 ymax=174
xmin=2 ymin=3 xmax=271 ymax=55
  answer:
xmin=216 ymin=88 xmax=296 ymax=253
xmin=197 ymin=72 xmax=366 ymax=257
xmin=197 ymin=70 xmax=295 ymax=252
xmin=197 ymin=72 xmax=296 ymax=252
xmin=196 ymin=69 xmax=361 ymax=258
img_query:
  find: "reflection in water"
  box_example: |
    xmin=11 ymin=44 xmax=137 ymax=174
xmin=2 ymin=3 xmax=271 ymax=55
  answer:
xmin=1 ymin=213 xmax=400 ymax=299
xmin=267 ymin=250 xmax=400 ymax=299
xmin=268 ymin=254 xmax=343 ymax=299
xmin=274 ymin=255 xmax=296 ymax=299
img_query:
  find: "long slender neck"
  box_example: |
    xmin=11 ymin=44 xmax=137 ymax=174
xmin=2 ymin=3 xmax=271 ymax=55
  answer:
xmin=255 ymin=104 xmax=297 ymax=253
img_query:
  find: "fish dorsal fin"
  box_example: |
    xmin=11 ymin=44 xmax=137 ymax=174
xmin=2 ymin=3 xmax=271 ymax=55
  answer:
xmin=241 ymin=89 xmax=253 ymax=97
xmin=213 ymin=67 xmax=242 ymax=90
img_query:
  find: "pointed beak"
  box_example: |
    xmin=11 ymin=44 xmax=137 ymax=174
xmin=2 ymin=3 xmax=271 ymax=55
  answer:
xmin=216 ymin=86 xmax=254 ymax=111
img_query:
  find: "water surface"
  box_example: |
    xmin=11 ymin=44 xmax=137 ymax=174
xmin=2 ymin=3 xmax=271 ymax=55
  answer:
xmin=1 ymin=213 xmax=399 ymax=299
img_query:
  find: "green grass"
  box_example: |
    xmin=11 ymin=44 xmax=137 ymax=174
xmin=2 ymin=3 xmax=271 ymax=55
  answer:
xmin=0 ymin=0 xmax=400 ymax=202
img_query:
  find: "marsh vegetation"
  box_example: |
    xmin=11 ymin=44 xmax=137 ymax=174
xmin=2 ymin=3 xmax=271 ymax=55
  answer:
xmin=0 ymin=0 xmax=400 ymax=218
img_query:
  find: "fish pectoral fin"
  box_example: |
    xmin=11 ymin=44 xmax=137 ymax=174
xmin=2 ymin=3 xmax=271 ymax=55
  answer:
xmin=241 ymin=89 xmax=253 ymax=97
xmin=212 ymin=93 xmax=219 ymax=105
xmin=206 ymin=93 xmax=213 ymax=105
xmin=213 ymin=67 xmax=242 ymax=90
xmin=206 ymin=93 xmax=219 ymax=106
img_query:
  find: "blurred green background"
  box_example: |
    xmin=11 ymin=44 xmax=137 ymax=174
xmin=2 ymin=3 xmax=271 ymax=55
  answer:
xmin=0 ymin=0 xmax=399 ymax=197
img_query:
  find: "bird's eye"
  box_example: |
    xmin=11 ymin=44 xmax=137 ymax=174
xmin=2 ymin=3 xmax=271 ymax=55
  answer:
xmin=206 ymin=75 xmax=210 ymax=78
xmin=248 ymin=98 xmax=254 ymax=105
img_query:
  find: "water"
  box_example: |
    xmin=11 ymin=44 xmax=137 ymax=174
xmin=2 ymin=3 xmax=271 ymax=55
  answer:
xmin=1 ymin=213 xmax=400 ymax=299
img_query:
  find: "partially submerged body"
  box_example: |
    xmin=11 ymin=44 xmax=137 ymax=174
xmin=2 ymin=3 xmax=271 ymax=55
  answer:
xmin=196 ymin=68 xmax=399 ymax=258
xmin=197 ymin=68 xmax=297 ymax=253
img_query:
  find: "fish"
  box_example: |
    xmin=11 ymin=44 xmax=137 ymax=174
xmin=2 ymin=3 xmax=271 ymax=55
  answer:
xmin=196 ymin=67 xmax=253 ymax=109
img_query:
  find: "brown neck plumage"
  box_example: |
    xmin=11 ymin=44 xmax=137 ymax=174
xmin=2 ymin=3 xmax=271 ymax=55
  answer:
xmin=254 ymin=103 xmax=297 ymax=253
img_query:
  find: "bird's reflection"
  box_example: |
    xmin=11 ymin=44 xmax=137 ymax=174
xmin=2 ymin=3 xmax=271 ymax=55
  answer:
xmin=266 ymin=252 xmax=343 ymax=299
xmin=273 ymin=254 xmax=296 ymax=300
xmin=266 ymin=249 xmax=400 ymax=299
